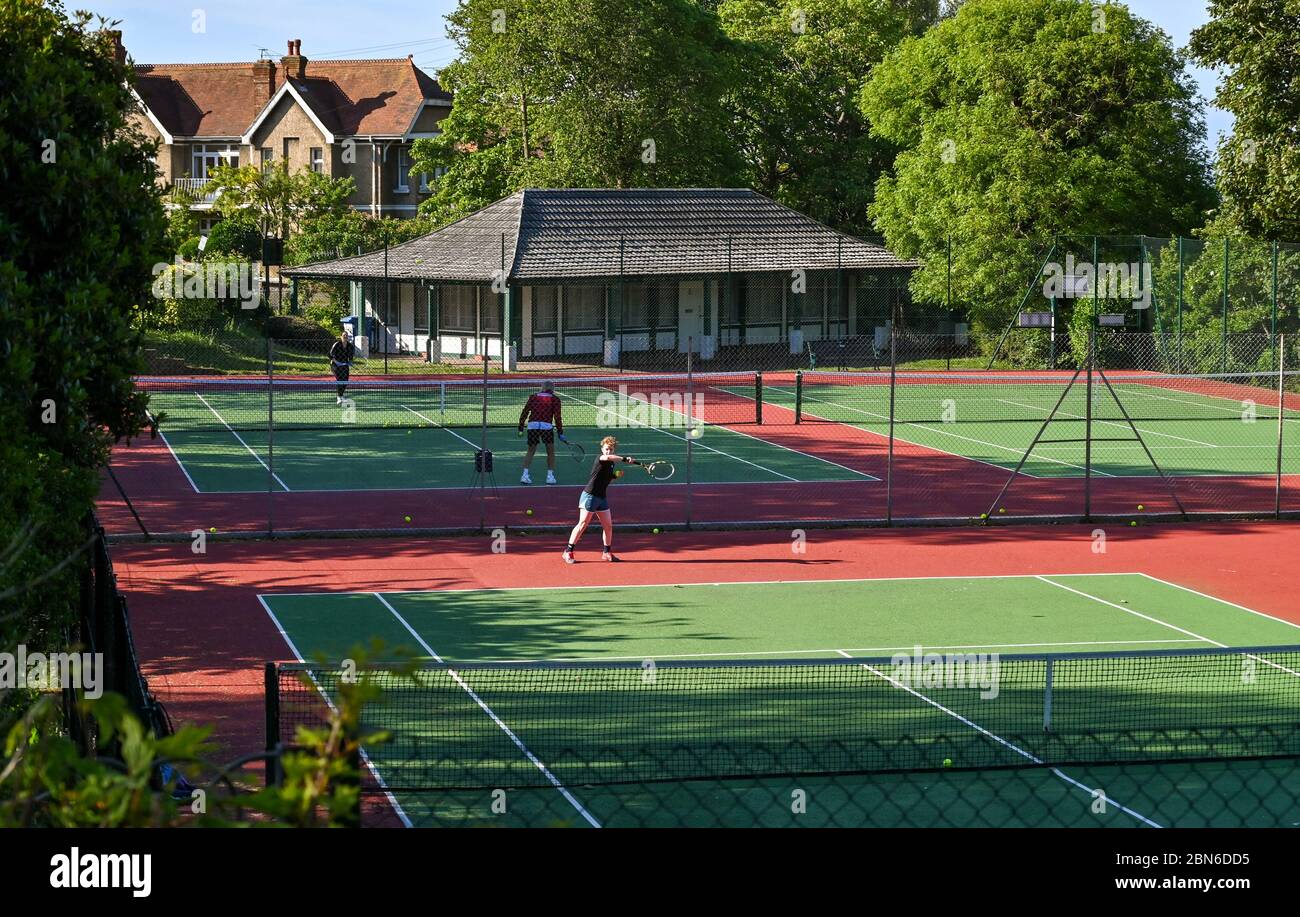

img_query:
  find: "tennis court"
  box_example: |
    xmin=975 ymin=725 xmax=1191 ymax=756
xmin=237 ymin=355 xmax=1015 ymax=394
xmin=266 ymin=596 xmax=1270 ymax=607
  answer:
xmin=767 ymin=371 xmax=1300 ymax=479
xmin=142 ymin=373 xmax=872 ymax=493
xmin=262 ymin=573 xmax=1300 ymax=828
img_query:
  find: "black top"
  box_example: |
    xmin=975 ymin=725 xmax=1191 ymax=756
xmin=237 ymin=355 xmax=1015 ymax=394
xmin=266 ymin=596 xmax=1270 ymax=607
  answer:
xmin=330 ymin=340 xmax=356 ymax=364
xmin=585 ymin=457 xmax=618 ymax=498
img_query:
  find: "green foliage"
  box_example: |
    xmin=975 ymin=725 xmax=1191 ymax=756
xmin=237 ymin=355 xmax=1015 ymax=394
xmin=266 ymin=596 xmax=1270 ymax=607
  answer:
xmin=164 ymin=207 xmax=200 ymax=255
xmin=717 ymin=0 xmax=935 ymax=232
xmin=204 ymin=215 xmax=263 ymax=261
xmin=1189 ymin=1 xmax=1300 ymax=240
xmin=0 ymin=0 xmax=167 ymax=655
xmin=206 ymin=163 xmax=354 ymax=239
xmin=285 ymin=211 xmax=435 ymax=266
xmin=414 ymin=0 xmax=745 ymax=222
xmin=860 ymin=0 xmax=1216 ymax=331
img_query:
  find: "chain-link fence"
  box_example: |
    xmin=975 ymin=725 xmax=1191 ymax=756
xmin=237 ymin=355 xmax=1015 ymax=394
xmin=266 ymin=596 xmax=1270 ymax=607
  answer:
xmin=100 ymin=330 xmax=1300 ymax=538
xmin=267 ymin=654 xmax=1300 ymax=828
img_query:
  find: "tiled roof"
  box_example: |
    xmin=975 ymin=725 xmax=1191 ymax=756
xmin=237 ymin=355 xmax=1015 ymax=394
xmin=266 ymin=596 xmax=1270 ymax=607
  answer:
xmin=284 ymin=189 xmax=915 ymax=282
xmin=133 ymin=56 xmax=450 ymax=138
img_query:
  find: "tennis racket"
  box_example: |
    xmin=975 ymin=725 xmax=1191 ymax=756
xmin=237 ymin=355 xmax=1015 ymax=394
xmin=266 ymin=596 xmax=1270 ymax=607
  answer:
xmin=558 ymin=435 xmax=585 ymax=462
xmin=645 ymin=461 xmax=676 ymax=481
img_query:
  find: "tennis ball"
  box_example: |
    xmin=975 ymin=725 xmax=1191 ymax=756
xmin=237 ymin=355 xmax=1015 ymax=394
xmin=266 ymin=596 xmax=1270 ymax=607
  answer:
xmin=653 ymin=527 xmax=660 ymax=534
xmin=615 ymin=470 xmax=623 ymax=478
xmin=1130 ymin=520 xmax=1138 ymax=527
xmin=980 ymin=513 xmax=988 ymax=519
xmin=998 ymin=507 xmax=1006 ymax=514
xmin=526 ymin=509 xmax=534 ymax=516
xmin=1137 ymin=503 xmax=1145 ymax=511
xmin=209 ymin=527 xmax=216 ymax=533
xmin=404 ymin=515 xmax=411 ymax=523
xmin=943 ymin=758 xmax=953 ymax=768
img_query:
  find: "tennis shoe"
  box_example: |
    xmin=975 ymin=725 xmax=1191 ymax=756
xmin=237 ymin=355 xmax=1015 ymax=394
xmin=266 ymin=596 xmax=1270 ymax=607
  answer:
xmin=520 ymin=470 xmax=532 ymax=484
xmin=601 ymin=552 xmax=621 ymax=562
xmin=546 ymin=471 xmax=556 ymax=484
xmin=562 ymin=549 xmax=575 ymax=564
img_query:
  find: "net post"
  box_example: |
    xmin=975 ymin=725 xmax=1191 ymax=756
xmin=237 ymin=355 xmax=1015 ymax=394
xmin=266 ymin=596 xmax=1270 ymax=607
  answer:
xmin=755 ymin=371 xmax=763 ymax=425
xmin=1043 ymin=657 xmax=1054 ymax=733
xmin=1277 ymin=333 xmax=1285 ymax=520
xmin=794 ymin=370 xmax=803 ymax=423
xmin=263 ymin=662 xmax=280 ymax=787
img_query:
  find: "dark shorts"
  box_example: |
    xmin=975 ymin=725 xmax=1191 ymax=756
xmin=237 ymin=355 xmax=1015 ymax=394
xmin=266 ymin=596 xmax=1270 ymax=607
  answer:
xmin=579 ymin=491 xmax=610 ymax=513
xmin=527 ymin=428 xmax=555 ymax=447
xmin=333 ymin=364 xmax=350 ymax=382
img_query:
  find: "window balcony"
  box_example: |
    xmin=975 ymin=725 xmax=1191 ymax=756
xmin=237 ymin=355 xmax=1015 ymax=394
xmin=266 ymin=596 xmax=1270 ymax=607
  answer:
xmin=171 ymin=177 xmax=220 ymax=204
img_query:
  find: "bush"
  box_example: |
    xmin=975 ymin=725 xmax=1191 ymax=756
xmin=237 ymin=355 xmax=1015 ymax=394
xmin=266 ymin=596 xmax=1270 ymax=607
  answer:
xmin=177 ymin=236 xmax=201 ymax=261
xmin=205 ymin=216 xmax=262 ymax=261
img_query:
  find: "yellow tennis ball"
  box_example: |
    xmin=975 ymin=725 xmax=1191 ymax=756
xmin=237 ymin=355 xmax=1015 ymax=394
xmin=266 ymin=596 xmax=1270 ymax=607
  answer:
xmin=209 ymin=527 xmax=216 ymax=533
xmin=943 ymin=758 xmax=953 ymax=768
xmin=653 ymin=527 xmax=660 ymax=534
xmin=980 ymin=513 xmax=988 ymax=519
xmin=615 ymin=470 xmax=623 ymax=478
xmin=998 ymin=507 xmax=1006 ymax=514
xmin=404 ymin=515 xmax=411 ymax=523
xmin=1137 ymin=504 xmax=1145 ymax=511
xmin=1130 ymin=520 xmax=1138 ymax=526
xmin=526 ymin=509 xmax=534 ymax=516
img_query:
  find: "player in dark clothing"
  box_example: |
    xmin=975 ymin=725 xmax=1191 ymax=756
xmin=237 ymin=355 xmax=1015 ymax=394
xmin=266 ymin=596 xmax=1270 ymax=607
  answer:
xmin=563 ymin=435 xmax=640 ymax=563
xmin=518 ymin=380 xmax=563 ymax=485
xmin=329 ymin=332 xmax=356 ymax=403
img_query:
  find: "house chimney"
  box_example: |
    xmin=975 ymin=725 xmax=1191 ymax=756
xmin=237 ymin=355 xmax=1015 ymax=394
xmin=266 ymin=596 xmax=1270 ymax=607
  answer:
xmin=252 ymin=56 xmax=274 ymax=111
xmin=106 ymin=30 xmax=126 ymax=67
xmin=281 ymin=39 xmax=307 ymax=80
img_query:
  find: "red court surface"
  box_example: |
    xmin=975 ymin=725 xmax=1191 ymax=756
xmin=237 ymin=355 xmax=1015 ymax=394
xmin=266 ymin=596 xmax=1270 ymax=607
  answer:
xmin=110 ymin=521 xmax=1300 ymax=779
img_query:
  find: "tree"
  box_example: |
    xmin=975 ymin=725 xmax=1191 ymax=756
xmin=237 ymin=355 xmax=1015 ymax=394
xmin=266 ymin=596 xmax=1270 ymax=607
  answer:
xmin=0 ymin=1 xmax=166 ymax=657
xmin=1189 ymin=0 xmax=1300 ymax=240
xmin=206 ymin=163 xmax=354 ymax=241
xmin=718 ymin=0 xmax=937 ymax=233
xmin=412 ymin=0 xmax=745 ymax=223
xmin=860 ymin=0 xmax=1216 ymax=331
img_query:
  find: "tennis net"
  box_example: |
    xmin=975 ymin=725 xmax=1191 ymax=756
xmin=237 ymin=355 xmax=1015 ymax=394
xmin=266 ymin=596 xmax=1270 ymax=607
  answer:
xmin=139 ymin=371 xmax=762 ymax=433
xmin=270 ymin=645 xmax=1300 ymax=790
xmin=790 ymin=369 xmax=1300 ymax=426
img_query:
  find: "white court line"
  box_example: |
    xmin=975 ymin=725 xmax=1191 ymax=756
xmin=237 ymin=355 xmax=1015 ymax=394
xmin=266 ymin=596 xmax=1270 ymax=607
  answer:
xmin=194 ymin=393 xmax=291 ymax=491
xmin=262 ymin=570 xmax=1169 ymax=599
xmin=995 ymin=398 xmax=1218 ymax=447
xmin=144 ymin=411 xmax=201 ymax=494
xmin=561 ymin=391 xmax=801 ymax=482
xmin=372 ymin=592 xmax=601 ymax=828
xmin=462 ymin=638 xmax=1205 ymax=664
xmin=837 ymin=650 xmax=1163 ymax=828
xmin=766 ymin=384 xmax=1075 ymax=478
xmin=701 ymin=384 xmax=882 ymax=481
xmin=1034 ymin=576 xmax=1300 ymax=679
xmin=1136 ymin=573 xmax=1300 ymax=637
xmin=256 ymin=595 xmax=413 ymax=828
xmin=400 ymin=405 xmax=490 ymax=452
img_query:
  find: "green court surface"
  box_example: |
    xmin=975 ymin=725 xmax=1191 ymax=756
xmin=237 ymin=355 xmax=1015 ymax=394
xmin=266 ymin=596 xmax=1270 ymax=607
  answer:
xmin=146 ymin=379 xmax=871 ymax=493
xmin=261 ymin=573 xmax=1300 ymax=828
xmin=762 ymin=376 xmax=1300 ymax=478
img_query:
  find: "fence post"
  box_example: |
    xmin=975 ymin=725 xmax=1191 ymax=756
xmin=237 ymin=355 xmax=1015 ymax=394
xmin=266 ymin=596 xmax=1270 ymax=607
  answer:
xmin=886 ymin=323 xmax=896 ymax=524
xmin=1272 ymin=241 xmax=1279 ymax=368
xmin=267 ymin=337 xmax=275 ymax=537
xmin=1084 ymin=326 xmax=1095 ymax=520
xmin=1176 ymin=236 xmax=1184 ymax=373
xmin=1277 ymin=333 xmax=1285 ymax=520
xmin=685 ymin=338 xmax=694 ymax=530
xmin=1222 ymin=238 xmax=1230 ymax=372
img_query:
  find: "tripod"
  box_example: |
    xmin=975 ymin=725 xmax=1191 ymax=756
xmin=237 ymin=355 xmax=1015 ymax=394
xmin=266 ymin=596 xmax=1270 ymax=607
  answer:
xmin=470 ymin=448 xmax=499 ymax=495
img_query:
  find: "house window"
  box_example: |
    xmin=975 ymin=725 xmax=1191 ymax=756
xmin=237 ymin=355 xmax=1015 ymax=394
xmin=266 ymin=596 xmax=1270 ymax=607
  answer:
xmin=394 ymin=148 xmax=411 ymax=192
xmin=419 ymin=166 xmax=448 ymax=193
xmin=745 ymin=276 xmax=782 ymax=324
xmin=190 ymin=144 xmax=239 ymax=180
xmin=310 ymin=147 xmax=324 ymax=173
xmin=622 ymin=283 xmax=651 ymax=329
xmin=533 ymin=287 xmax=558 ymax=333
xmin=480 ymin=293 xmax=502 ymax=333
xmin=260 ymin=148 xmax=274 ymax=172
xmin=564 ymin=286 xmax=604 ymax=331
xmin=440 ymin=286 xmax=476 ymax=332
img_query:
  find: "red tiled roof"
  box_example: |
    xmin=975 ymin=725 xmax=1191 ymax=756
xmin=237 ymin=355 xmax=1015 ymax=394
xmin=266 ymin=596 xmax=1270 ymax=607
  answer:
xmin=133 ymin=55 xmax=450 ymax=139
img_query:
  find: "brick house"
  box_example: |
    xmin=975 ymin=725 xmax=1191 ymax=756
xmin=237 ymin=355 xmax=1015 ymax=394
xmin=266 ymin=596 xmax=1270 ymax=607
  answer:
xmin=113 ymin=33 xmax=451 ymax=231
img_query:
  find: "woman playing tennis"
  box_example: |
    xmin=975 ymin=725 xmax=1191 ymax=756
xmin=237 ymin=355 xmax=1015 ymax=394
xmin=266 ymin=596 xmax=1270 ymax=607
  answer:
xmin=563 ymin=435 xmax=641 ymax=564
